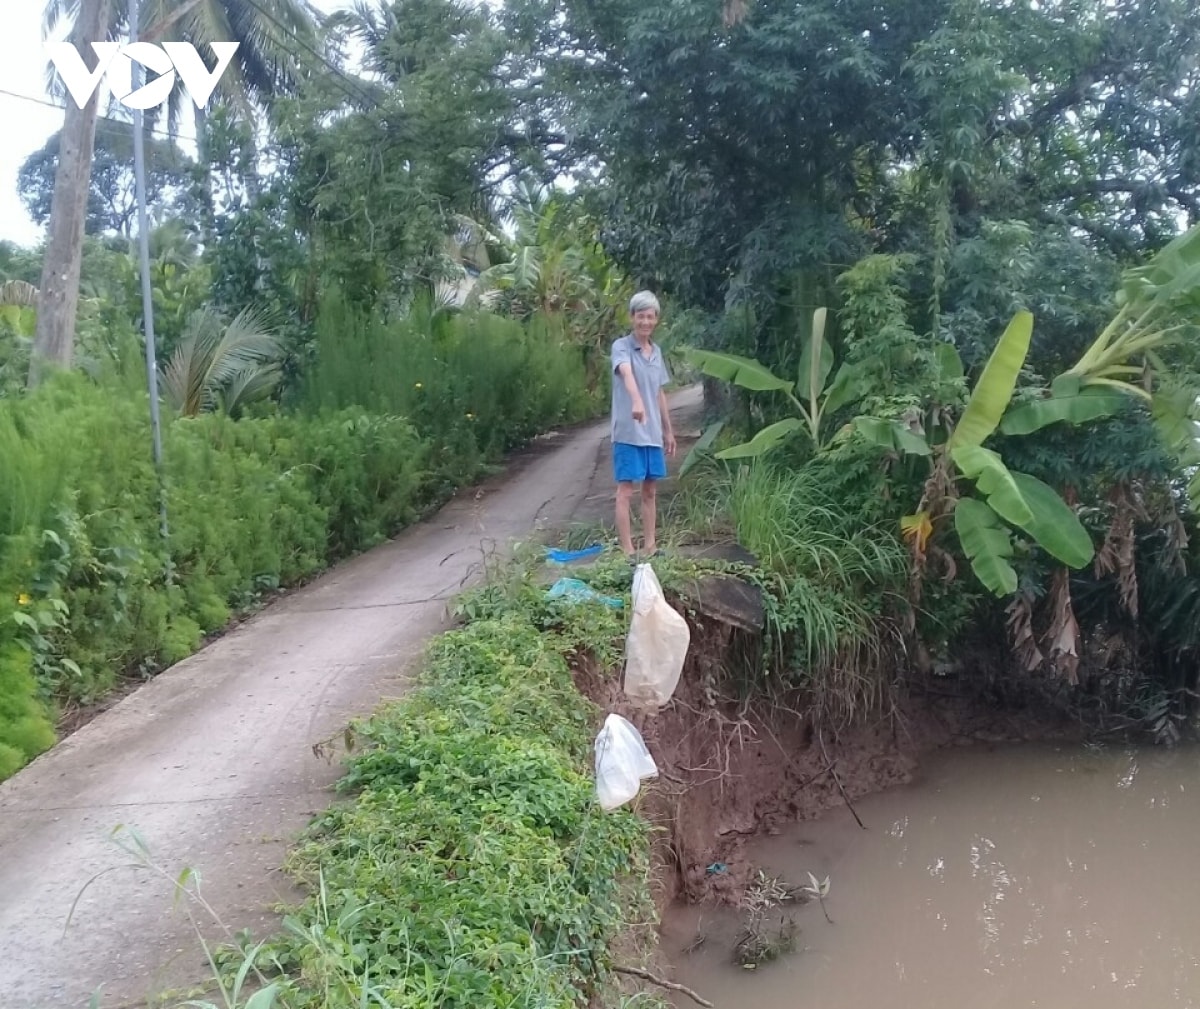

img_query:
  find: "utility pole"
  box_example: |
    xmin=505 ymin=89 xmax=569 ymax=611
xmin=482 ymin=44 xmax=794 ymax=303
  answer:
xmin=129 ymin=0 xmax=170 ymax=549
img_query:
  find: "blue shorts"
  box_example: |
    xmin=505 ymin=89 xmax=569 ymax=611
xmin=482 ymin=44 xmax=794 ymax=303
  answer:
xmin=613 ymin=442 xmax=667 ymax=483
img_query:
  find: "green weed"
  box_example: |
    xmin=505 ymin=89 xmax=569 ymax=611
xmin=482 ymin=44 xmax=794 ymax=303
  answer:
xmin=262 ymin=613 xmax=653 ymax=1008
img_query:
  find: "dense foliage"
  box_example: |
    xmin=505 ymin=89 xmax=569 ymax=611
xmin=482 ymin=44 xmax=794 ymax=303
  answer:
xmin=0 ymin=296 xmax=594 ymax=776
xmin=510 ymin=0 xmax=1200 ymax=731
xmin=254 ymin=599 xmax=656 ymax=1009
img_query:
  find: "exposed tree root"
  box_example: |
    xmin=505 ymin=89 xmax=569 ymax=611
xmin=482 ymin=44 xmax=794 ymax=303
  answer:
xmin=614 ymin=965 xmax=715 ymax=1007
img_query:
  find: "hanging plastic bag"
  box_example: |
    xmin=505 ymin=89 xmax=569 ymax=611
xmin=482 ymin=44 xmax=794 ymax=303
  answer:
xmin=594 ymin=713 xmax=658 ymax=811
xmin=623 ymin=563 xmax=691 ymax=710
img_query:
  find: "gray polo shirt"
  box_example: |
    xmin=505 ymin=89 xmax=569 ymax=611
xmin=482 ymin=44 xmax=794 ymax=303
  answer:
xmin=611 ymin=334 xmax=671 ymax=447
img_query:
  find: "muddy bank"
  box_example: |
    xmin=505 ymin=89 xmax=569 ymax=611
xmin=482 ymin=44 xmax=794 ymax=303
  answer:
xmin=571 ymin=597 xmax=1086 ymax=914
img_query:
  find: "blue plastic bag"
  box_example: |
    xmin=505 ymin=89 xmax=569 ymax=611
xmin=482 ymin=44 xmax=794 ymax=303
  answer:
xmin=546 ymin=544 xmax=604 ymax=564
xmin=545 ymin=577 xmax=623 ymax=609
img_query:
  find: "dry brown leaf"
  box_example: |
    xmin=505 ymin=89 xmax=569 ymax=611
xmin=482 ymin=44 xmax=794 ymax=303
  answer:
xmin=1094 ymin=483 xmax=1141 ymax=618
xmin=1043 ymin=568 xmax=1080 ymax=685
xmin=1005 ymin=590 xmax=1043 ymax=672
xmin=1163 ymin=501 xmax=1189 ymax=575
xmin=930 ymin=545 xmax=958 ymax=583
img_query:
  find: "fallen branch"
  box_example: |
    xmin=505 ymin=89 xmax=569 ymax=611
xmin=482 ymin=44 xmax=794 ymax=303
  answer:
xmin=614 ymin=965 xmax=715 ymax=1007
xmin=818 ymin=730 xmax=867 ymax=830
xmin=829 ymin=763 xmax=866 ymax=830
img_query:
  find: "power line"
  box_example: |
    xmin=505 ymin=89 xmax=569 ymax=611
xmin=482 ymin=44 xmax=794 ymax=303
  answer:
xmin=234 ymin=0 xmax=379 ymax=107
xmin=0 ymin=85 xmax=188 ymax=143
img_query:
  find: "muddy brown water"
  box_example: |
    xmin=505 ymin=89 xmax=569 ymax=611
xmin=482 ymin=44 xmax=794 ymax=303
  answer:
xmin=661 ymin=742 xmax=1200 ymax=1009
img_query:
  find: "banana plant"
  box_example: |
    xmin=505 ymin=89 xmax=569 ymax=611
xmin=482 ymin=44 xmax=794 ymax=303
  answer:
xmin=0 ymin=281 xmax=38 ymax=337
xmin=984 ymin=222 xmax=1200 ymax=514
xmin=683 ymin=307 xmax=866 ymax=460
xmin=1063 ymin=220 xmax=1200 ymax=397
xmin=997 ymin=221 xmax=1200 ymax=440
xmin=858 ymin=311 xmax=1094 ymax=596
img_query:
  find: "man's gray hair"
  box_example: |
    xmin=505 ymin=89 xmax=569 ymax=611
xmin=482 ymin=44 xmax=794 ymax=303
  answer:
xmin=629 ymin=290 xmax=661 ymax=316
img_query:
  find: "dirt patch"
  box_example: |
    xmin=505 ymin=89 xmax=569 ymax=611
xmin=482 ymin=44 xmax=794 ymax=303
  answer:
xmin=571 ymin=597 xmax=1084 ymax=916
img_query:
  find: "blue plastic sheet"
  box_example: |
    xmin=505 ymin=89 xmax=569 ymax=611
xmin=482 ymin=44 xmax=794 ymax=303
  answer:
xmin=545 ymin=577 xmax=623 ymax=609
xmin=546 ymin=543 xmax=604 ymax=564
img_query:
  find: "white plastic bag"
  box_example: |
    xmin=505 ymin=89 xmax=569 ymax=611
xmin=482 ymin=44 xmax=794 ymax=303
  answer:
xmin=594 ymin=713 xmax=658 ymax=811
xmin=623 ymin=563 xmax=691 ymax=710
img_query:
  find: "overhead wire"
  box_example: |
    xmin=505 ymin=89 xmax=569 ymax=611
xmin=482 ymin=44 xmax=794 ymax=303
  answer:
xmin=228 ymin=0 xmax=380 ymax=107
xmin=0 ymin=85 xmax=187 ymax=143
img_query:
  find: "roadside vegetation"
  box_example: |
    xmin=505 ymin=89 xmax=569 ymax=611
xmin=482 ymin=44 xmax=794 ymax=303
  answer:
xmin=136 ymin=550 xmax=692 ymax=1009
xmin=259 ymin=560 xmax=658 ymax=1009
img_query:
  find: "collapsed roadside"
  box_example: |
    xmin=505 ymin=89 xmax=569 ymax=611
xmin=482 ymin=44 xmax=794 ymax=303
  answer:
xmin=223 ymin=537 xmax=1087 ymax=1009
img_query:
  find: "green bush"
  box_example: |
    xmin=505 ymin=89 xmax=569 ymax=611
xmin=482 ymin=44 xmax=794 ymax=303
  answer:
xmin=0 ymin=643 xmax=56 ymax=779
xmin=0 ymin=408 xmax=69 ymax=769
xmin=267 ymin=613 xmax=651 ymax=1009
xmin=0 ymin=298 xmax=599 ymax=781
xmin=302 ymin=292 xmax=599 ymax=493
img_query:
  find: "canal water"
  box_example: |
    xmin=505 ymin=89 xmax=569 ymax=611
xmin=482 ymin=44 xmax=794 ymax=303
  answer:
xmin=661 ymin=742 xmax=1200 ymax=1008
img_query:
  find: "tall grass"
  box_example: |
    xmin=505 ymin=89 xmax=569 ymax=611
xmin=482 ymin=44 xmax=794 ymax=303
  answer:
xmin=301 ymin=291 xmax=598 ymax=489
xmin=0 ymin=411 xmax=64 ymax=776
xmin=680 ymin=460 xmax=908 ymax=724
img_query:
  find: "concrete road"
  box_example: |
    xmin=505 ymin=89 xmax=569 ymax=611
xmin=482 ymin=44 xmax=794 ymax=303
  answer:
xmin=0 ymin=387 xmax=703 ymax=1009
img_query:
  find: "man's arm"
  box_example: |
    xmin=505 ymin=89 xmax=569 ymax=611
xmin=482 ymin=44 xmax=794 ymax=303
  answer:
xmin=658 ymin=386 xmax=676 ymax=456
xmin=616 ymin=362 xmax=646 ymax=422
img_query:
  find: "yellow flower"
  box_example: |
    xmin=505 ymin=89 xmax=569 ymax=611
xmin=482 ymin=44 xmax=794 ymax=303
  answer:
xmin=465 ymin=412 xmax=475 ymax=420
xmin=414 ymin=382 xmax=423 ymax=389
xmin=17 ymin=593 xmax=31 ymax=606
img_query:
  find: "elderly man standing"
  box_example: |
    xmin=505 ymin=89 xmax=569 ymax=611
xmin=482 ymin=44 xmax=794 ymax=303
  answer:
xmin=611 ymin=290 xmax=676 ymax=560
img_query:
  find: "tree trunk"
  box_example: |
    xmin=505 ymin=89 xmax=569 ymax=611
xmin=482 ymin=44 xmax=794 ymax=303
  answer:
xmin=30 ymin=0 xmax=113 ymax=386
xmin=193 ymin=103 xmax=216 ymax=246
xmin=240 ymin=118 xmax=261 ymax=203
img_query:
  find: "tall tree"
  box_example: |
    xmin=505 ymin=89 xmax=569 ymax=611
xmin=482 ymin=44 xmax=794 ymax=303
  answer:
xmin=19 ymin=119 xmax=195 ymax=237
xmin=30 ymin=0 xmax=113 ymax=383
xmin=32 ymin=0 xmax=318 ymax=384
xmin=136 ymin=0 xmax=320 ymax=234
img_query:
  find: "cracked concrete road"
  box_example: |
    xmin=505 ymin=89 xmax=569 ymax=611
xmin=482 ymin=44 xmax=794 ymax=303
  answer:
xmin=0 ymin=387 xmax=704 ymax=1009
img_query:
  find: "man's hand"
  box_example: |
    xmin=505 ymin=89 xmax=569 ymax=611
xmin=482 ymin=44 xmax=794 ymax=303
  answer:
xmin=665 ymin=431 xmax=677 ymax=457
xmin=632 ymin=399 xmax=646 ymax=423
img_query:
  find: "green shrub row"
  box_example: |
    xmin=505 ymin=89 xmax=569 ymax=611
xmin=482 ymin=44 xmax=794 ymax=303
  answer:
xmin=0 ymin=305 xmax=600 ymax=781
xmin=262 ymin=610 xmax=655 ymax=1008
xmin=301 ymin=293 xmax=599 ymax=496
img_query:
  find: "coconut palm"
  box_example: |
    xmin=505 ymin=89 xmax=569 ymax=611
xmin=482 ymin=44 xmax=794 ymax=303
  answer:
xmin=133 ymin=0 xmax=322 ymax=217
xmin=161 ymin=305 xmax=283 ymax=416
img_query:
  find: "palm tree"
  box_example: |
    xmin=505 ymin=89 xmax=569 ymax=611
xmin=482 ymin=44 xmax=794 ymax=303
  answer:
xmin=476 ymin=181 xmax=633 ymax=390
xmin=161 ymin=305 xmax=283 ymax=416
xmin=135 ymin=0 xmax=321 ymax=225
xmin=31 ymin=0 xmax=318 ymax=384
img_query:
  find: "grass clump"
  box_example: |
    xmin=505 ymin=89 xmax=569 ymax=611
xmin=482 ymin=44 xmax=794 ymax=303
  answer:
xmin=676 ymin=454 xmax=909 ymax=724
